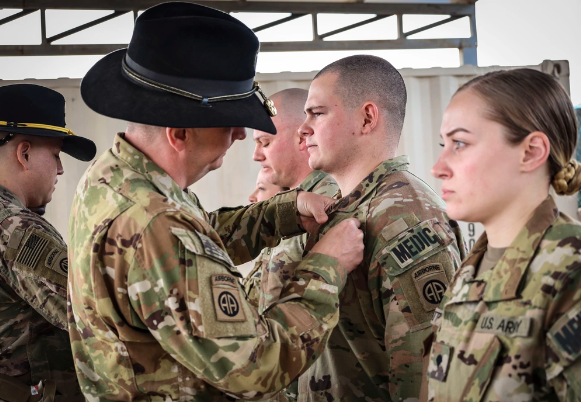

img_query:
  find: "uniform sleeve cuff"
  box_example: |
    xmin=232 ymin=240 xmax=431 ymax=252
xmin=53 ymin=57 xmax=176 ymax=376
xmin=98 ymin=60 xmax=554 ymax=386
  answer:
xmin=299 ymin=252 xmax=348 ymax=292
xmin=272 ymin=189 xmax=303 ymax=238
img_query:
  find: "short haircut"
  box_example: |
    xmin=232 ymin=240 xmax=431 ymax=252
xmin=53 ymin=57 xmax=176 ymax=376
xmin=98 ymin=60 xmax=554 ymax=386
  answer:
xmin=314 ymin=55 xmax=407 ymax=136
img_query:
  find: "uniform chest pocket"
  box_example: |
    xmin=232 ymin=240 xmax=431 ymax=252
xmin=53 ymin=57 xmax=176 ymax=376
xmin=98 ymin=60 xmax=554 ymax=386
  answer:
xmin=380 ymin=218 xmax=456 ymax=331
xmin=428 ymin=335 xmax=502 ymax=402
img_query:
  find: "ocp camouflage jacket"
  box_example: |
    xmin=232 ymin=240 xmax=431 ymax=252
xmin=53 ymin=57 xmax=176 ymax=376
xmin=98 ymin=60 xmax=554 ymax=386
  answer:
xmin=296 ymin=156 xmax=466 ymax=402
xmin=0 ymin=186 xmax=82 ymax=400
xmin=424 ymin=196 xmax=581 ymax=402
xmin=67 ymin=133 xmax=347 ymax=401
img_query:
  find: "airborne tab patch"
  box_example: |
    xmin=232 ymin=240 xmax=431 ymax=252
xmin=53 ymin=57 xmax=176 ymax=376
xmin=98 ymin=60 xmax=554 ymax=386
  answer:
xmin=211 ymin=273 xmax=246 ymax=322
xmin=389 ymin=221 xmax=442 ymax=269
xmin=476 ymin=314 xmax=532 ymax=338
xmin=412 ymin=263 xmax=449 ymax=311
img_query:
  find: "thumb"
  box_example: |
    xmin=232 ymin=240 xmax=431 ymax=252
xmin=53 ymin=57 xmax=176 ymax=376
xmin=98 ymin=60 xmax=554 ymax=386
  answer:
xmin=313 ymin=208 xmax=329 ymax=225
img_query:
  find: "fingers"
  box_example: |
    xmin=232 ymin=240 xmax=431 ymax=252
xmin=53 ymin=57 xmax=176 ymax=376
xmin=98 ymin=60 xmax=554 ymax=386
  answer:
xmin=313 ymin=210 xmax=328 ymax=225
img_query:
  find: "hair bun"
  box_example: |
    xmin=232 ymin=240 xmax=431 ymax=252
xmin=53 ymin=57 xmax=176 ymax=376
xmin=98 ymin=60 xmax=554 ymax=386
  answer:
xmin=552 ymin=160 xmax=581 ymax=196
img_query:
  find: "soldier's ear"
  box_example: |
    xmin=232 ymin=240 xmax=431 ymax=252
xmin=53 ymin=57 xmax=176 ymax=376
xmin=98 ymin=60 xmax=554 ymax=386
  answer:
xmin=361 ymin=102 xmax=379 ymax=135
xmin=166 ymin=127 xmax=188 ymax=153
xmin=520 ymin=131 xmax=550 ymax=174
xmin=15 ymin=141 xmax=32 ymax=170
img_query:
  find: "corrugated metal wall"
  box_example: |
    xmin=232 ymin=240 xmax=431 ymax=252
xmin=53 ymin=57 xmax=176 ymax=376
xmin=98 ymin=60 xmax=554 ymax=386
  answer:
xmin=0 ymin=60 xmax=576 ymax=250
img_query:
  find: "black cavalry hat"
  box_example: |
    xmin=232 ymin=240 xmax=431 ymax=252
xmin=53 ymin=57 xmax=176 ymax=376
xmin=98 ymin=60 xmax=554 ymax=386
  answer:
xmin=81 ymin=2 xmax=277 ymax=133
xmin=0 ymin=84 xmax=96 ymax=161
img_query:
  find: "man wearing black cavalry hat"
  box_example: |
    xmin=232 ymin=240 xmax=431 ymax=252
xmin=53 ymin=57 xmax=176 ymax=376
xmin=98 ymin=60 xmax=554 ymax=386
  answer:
xmin=0 ymin=84 xmax=96 ymax=401
xmin=68 ymin=2 xmax=364 ymax=400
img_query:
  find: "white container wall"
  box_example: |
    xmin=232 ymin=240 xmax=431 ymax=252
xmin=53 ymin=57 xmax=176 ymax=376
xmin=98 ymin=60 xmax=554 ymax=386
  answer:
xmin=0 ymin=60 xmax=575 ymax=249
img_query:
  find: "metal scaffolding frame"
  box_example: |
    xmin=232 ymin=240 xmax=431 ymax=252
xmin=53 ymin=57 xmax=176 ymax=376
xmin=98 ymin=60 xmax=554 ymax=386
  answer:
xmin=0 ymin=1 xmax=478 ymax=65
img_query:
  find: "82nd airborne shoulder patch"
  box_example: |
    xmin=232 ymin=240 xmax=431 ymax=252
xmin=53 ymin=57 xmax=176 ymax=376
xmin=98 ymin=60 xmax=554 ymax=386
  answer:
xmin=412 ymin=263 xmax=449 ymax=311
xmin=211 ymin=274 xmax=246 ymax=322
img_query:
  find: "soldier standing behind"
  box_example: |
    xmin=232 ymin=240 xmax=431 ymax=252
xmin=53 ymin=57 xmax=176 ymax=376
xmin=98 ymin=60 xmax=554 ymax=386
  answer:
xmin=248 ymin=168 xmax=287 ymax=204
xmin=424 ymin=69 xmax=581 ymax=401
xmin=243 ymin=89 xmax=339 ymax=401
xmin=0 ymin=84 xmax=96 ymax=401
xmin=68 ymin=3 xmax=364 ymax=401
xmin=296 ymin=55 xmax=467 ymax=401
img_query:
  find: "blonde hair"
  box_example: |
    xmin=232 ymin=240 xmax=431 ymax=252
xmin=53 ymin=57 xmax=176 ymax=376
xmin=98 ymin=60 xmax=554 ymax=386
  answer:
xmin=457 ymin=69 xmax=581 ymax=196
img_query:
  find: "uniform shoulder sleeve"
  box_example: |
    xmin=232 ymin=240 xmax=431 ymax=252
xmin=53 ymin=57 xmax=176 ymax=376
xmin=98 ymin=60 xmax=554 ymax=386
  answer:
xmin=127 ymin=211 xmax=347 ymax=397
xmin=543 ymin=231 xmax=581 ymax=401
xmin=208 ymin=189 xmax=303 ymax=264
xmin=0 ymin=211 xmax=68 ymax=329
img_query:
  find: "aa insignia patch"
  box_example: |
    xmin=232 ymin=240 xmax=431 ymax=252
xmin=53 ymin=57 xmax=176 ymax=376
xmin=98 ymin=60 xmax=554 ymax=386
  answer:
xmin=412 ymin=263 xmax=449 ymax=311
xmin=211 ymin=274 xmax=246 ymax=322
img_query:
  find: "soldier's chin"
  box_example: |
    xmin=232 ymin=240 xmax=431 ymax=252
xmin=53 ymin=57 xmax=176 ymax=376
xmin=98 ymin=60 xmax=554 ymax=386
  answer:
xmin=29 ymin=205 xmax=47 ymax=216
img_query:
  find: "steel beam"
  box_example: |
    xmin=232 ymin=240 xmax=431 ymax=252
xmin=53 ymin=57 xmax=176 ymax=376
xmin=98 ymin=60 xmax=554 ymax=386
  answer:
xmin=253 ymin=13 xmax=305 ymax=33
xmin=0 ymin=38 xmax=473 ymax=56
xmin=319 ymin=14 xmax=391 ymax=40
xmin=47 ymin=10 xmax=129 ymax=43
xmin=3 ymin=1 xmax=475 ymax=15
xmin=404 ymin=15 xmax=463 ymax=37
xmin=0 ymin=9 xmax=38 ymax=26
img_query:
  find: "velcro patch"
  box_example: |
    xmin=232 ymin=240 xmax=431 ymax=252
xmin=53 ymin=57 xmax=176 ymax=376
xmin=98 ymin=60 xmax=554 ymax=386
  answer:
xmin=389 ymin=221 xmax=443 ymax=269
xmin=547 ymin=302 xmax=581 ymax=362
xmin=475 ymin=314 xmax=532 ymax=338
xmin=412 ymin=263 xmax=449 ymax=311
xmin=198 ymin=232 xmax=234 ymax=267
xmin=16 ymin=232 xmax=49 ymax=269
xmin=211 ymin=274 xmax=246 ymax=322
xmin=7 ymin=228 xmax=25 ymax=250
xmin=13 ymin=228 xmax=67 ymax=287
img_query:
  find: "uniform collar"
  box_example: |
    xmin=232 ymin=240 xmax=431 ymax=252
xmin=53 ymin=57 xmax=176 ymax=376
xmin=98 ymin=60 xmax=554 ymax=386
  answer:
xmin=112 ymin=133 xmax=200 ymax=213
xmin=298 ymin=170 xmax=328 ymax=192
xmin=328 ymin=156 xmax=410 ymax=214
xmin=0 ymin=185 xmax=25 ymax=209
xmin=455 ymin=196 xmax=558 ymax=303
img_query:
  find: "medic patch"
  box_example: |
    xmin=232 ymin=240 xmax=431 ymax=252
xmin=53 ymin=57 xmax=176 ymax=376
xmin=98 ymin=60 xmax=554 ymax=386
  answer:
xmin=211 ymin=274 xmax=246 ymax=322
xmin=475 ymin=314 xmax=532 ymax=338
xmin=412 ymin=263 xmax=449 ymax=311
xmin=389 ymin=221 xmax=442 ymax=269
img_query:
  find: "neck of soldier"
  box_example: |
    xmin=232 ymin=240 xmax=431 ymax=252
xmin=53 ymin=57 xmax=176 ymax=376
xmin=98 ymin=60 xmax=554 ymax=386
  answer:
xmin=332 ymin=145 xmax=396 ymax=197
xmin=124 ymin=129 xmax=192 ymax=190
xmin=0 ymin=169 xmax=31 ymax=207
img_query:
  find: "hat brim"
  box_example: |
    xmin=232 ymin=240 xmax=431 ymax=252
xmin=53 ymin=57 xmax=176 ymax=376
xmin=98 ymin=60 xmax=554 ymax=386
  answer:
xmin=0 ymin=126 xmax=96 ymax=162
xmin=81 ymin=49 xmax=277 ymax=134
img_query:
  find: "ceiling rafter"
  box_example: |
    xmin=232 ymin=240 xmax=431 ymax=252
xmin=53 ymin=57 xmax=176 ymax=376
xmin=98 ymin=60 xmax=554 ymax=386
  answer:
xmin=0 ymin=1 xmax=478 ymax=65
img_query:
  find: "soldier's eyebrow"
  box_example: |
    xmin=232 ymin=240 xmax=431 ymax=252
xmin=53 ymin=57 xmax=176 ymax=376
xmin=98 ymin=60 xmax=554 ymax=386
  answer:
xmin=305 ymin=106 xmax=324 ymax=114
xmin=441 ymin=128 xmax=471 ymax=138
xmin=253 ymin=133 xmax=272 ymax=142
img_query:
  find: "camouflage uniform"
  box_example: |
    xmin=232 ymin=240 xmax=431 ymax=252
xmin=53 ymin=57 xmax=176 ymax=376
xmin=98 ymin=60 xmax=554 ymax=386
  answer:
xmin=297 ymin=156 xmax=466 ymax=402
xmin=424 ymin=196 xmax=581 ymax=402
xmin=0 ymin=186 xmax=83 ymax=401
xmin=68 ymin=133 xmax=347 ymax=401
xmin=243 ymin=170 xmax=339 ymax=314
xmin=242 ymin=171 xmax=338 ymax=402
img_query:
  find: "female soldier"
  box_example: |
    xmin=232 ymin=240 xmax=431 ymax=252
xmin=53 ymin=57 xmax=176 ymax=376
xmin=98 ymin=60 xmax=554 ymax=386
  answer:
xmin=423 ymin=68 xmax=581 ymax=401
xmin=248 ymin=168 xmax=287 ymax=203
